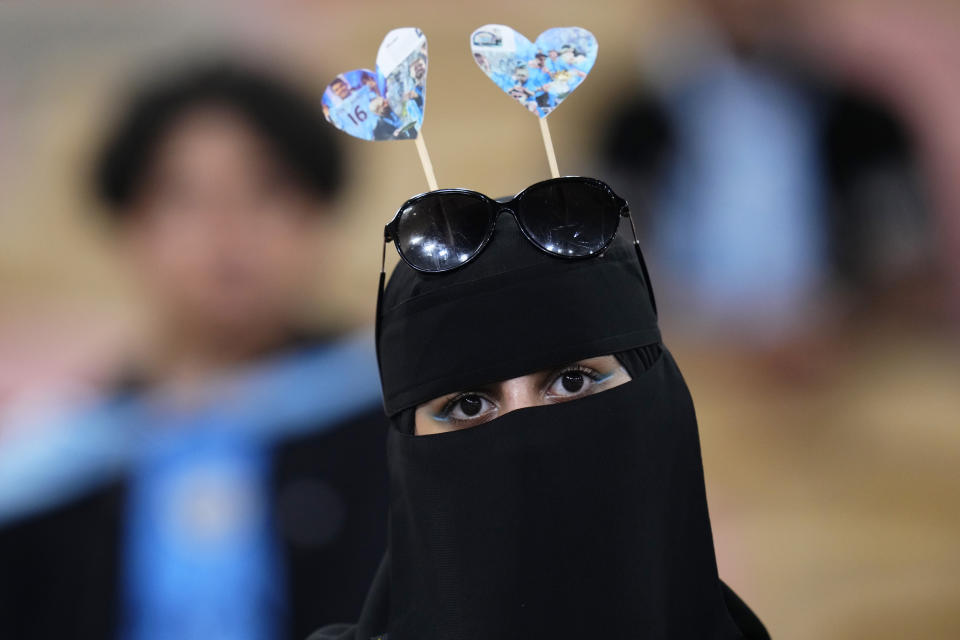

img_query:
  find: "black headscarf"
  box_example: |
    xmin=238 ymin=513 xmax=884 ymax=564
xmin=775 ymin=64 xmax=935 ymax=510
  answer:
xmin=312 ymin=214 xmax=768 ymax=639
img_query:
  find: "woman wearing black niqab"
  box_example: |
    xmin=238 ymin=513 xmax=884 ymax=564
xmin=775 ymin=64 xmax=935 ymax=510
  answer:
xmin=311 ymin=184 xmax=769 ymax=639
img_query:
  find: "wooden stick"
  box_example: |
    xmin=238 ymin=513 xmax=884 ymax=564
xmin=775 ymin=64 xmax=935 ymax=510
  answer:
xmin=414 ymin=132 xmax=438 ymax=191
xmin=539 ymin=117 xmax=560 ymax=178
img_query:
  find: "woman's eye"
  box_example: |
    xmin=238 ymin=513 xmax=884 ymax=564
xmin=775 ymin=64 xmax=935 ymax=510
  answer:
xmin=546 ymin=367 xmax=601 ymax=399
xmin=448 ymin=394 xmax=494 ymax=421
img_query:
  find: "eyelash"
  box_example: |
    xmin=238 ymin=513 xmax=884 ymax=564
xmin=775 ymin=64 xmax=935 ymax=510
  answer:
xmin=435 ymin=392 xmax=490 ymax=423
xmin=549 ymin=364 xmax=608 ymax=393
xmin=435 ymin=364 xmax=608 ymax=422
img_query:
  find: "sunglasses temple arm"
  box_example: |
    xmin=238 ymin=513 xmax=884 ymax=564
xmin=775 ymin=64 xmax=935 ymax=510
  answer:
xmin=626 ymin=210 xmax=658 ymax=316
xmin=374 ymin=238 xmax=387 ymax=406
xmin=380 ymin=232 xmax=388 ymax=277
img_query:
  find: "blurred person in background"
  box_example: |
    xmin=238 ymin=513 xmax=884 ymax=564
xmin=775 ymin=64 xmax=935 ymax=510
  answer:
xmin=793 ymin=0 xmax=960 ymax=322
xmin=0 ymin=60 xmax=387 ymax=640
xmin=601 ymin=0 xmax=951 ymax=371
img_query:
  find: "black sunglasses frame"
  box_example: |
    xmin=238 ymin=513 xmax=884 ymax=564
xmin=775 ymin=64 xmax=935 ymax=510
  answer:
xmin=378 ymin=176 xmax=657 ymax=313
xmin=382 ymin=176 xmax=633 ymax=275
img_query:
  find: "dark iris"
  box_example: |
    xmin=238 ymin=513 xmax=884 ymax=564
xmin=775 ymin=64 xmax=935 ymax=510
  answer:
xmin=561 ymin=371 xmax=585 ymax=393
xmin=459 ymin=395 xmax=483 ymax=416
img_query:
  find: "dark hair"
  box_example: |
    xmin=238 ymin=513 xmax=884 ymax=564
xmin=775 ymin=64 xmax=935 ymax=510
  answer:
xmin=94 ymin=60 xmax=344 ymax=217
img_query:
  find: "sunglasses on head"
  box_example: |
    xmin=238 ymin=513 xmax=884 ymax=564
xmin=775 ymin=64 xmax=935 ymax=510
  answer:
xmin=376 ymin=177 xmax=657 ymax=345
xmin=382 ymin=177 xmax=635 ymax=274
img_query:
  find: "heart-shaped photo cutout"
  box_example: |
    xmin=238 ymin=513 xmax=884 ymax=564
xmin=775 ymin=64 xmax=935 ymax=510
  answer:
xmin=323 ymin=27 xmax=428 ymax=141
xmin=470 ymin=25 xmax=598 ymax=118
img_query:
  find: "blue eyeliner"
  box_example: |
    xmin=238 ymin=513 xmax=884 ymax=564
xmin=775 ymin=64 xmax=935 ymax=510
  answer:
xmin=593 ymin=371 xmax=616 ymax=384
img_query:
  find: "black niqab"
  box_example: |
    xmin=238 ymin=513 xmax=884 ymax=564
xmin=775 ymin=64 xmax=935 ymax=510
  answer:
xmin=313 ymin=214 xmax=768 ymax=639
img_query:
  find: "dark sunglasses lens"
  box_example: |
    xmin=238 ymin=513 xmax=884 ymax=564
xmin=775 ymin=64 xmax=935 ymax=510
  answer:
xmin=518 ymin=181 xmax=621 ymax=257
xmin=396 ymin=193 xmax=492 ymax=272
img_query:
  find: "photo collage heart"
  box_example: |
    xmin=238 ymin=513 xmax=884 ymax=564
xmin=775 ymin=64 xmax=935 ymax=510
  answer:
xmin=323 ymin=27 xmax=428 ymax=142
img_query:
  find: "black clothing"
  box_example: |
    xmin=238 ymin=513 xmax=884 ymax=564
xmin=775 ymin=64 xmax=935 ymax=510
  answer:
xmin=0 ymin=343 xmax=389 ymax=640
xmin=316 ymin=215 xmax=768 ymax=639
xmin=309 ymin=573 xmax=764 ymax=640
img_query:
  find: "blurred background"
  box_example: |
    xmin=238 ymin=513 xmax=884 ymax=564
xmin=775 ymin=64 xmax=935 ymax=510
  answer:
xmin=1 ymin=0 xmax=958 ymax=638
